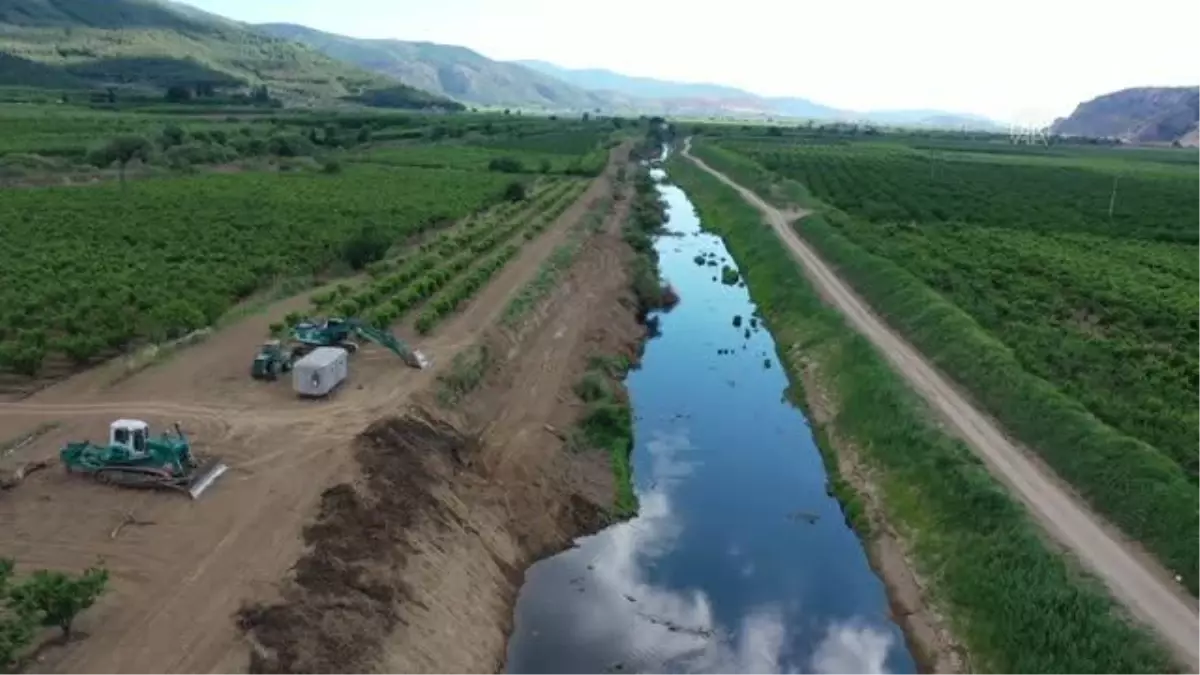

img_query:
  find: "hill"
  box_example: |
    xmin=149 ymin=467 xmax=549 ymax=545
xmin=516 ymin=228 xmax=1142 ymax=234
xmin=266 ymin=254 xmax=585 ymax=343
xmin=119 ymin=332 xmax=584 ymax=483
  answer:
xmin=0 ymin=0 xmax=452 ymax=106
xmin=256 ymin=23 xmax=628 ymax=112
xmin=516 ymin=59 xmax=998 ymax=128
xmin=1052 ymin=87 xmax=1199 ymax=145
xmin=514 ymin=59 xmax=751 ymax=100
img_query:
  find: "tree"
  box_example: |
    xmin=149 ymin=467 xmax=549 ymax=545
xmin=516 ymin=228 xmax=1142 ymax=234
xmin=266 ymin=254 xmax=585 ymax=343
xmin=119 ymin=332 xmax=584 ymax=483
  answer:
xmin=88 ymin=135 xmax=153 ymax=186
xmin=341 ymin=226 xmax=390 ymax=271
xmin=165 ymin=85 xmax=192 ymax=103
xmin=160 ymin=124 xmax=186 ymax=148
xmin=503 ymin=180 xmax=527 ymax=202
xmin=9 ymin=567 xmax=108 ymax=641
xmin=0 ymin=560 xmax=34 ymax=671
xmin=487 ymin=156 xmax=523 ymax=173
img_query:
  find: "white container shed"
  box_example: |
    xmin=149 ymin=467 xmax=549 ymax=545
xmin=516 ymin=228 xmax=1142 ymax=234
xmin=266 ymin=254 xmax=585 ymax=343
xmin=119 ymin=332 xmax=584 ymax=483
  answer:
xmin=293 ymin=347 xmax=348 ymax=397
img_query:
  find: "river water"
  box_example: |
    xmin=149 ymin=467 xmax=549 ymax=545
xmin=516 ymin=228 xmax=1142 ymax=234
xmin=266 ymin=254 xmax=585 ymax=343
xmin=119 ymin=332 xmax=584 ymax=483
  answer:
xmin=505 ymin=157 xmax=916 ymax=674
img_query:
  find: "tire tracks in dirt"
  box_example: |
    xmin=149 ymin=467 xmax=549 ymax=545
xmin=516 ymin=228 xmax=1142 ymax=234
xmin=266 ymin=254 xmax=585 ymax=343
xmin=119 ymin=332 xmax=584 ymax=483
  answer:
xmin=682 ymin=139 xmax=1200 ymax=670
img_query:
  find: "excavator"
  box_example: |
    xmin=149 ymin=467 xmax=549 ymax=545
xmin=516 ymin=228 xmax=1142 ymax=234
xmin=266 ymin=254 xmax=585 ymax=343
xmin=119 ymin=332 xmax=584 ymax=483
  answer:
xmin=251 ymin=316 xmax=428 ymax=379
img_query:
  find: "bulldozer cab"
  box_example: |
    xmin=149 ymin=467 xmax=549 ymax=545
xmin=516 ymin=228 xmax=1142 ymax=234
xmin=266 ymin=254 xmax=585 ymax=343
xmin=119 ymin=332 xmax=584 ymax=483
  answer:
xmin=110 ymin=419 xmax=150 ymax=458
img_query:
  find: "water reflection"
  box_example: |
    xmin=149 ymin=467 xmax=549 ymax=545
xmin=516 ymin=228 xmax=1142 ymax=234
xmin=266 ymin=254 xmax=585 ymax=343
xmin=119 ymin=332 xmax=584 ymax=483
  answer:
xmin=505 ymin=160 xmax=914 ymax=674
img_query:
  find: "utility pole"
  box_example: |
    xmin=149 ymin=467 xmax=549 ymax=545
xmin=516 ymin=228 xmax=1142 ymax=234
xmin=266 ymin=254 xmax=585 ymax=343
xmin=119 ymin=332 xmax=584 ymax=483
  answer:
xmin=1108 ymin=175 xmax=1120 ymax=219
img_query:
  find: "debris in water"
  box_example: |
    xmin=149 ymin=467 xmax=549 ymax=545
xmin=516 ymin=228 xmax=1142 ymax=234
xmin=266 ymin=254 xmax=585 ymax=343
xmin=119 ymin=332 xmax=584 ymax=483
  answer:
xmin=764 ymin=358 xmax=772 ymax=369
xmin=744 ymin=329 xmax=751 ymax=339
xmin=636 ymin=612 xmax=716 ymax=638
xmin=720 ymin=265 xmax=740 ymax=285
xmin=787 ymin=510 xmax=820 ymax=524
xmin=693 ymin=254 xmax=706 ymax=266
xmin=750 ymin=318 xmax=758 ymax=329
xmin=732 ymin=315 xmax=743 ymax=328
xmin=624 ymin=594 xmax=637 ymax=603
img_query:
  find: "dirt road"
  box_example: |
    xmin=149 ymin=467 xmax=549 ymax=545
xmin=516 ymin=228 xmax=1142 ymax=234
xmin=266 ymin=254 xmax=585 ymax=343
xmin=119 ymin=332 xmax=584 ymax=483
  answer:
xmin=681 ymin=139 xmax=1200 ymax=670
xmin=0 ymin=144 xmax=632 ymax=673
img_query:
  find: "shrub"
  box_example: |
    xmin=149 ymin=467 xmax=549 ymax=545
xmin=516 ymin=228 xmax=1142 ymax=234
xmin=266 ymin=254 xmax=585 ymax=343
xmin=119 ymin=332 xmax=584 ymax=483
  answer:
xmin=487 ymin=156 xmax=524 ymax=173
xmin=575 ymin=372 xmax=611 ymax=402
xmin=503 ymin=180 xmax=527 ymax=202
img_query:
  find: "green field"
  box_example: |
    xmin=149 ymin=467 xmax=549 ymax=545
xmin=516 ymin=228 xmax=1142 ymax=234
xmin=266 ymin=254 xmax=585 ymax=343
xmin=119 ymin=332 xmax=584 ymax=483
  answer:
xmin=0 ymin=101 xmax=624 ymax=378
xmin=690 ymin=131 xmax=1200 ymax=592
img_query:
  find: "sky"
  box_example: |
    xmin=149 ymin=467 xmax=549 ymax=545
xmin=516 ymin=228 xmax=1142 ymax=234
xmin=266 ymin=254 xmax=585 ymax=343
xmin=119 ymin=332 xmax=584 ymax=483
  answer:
xmin=182 ymin=0 xmax=1199 ymax=123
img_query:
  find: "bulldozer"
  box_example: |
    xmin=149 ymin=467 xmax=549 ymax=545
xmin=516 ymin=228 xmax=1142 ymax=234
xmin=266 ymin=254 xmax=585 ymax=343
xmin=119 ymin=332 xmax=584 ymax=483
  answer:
xmin=59 ymin=420 xmax=227 ymax=498
xmin=290 ymin=317 xmax=429 ymax=369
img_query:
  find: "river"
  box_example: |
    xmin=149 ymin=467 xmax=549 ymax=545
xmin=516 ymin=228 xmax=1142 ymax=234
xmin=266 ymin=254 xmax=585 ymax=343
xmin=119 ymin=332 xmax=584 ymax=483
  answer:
xmin=504 ymin=155 xmax=916 ymax=674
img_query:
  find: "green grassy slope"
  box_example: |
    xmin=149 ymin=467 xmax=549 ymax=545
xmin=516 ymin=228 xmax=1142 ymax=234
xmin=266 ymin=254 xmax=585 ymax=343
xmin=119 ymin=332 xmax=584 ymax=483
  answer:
xmin=255 ymin=22 xmax=633 ymax=112
xmin=0 ymin=0 xmax=451 ymax=105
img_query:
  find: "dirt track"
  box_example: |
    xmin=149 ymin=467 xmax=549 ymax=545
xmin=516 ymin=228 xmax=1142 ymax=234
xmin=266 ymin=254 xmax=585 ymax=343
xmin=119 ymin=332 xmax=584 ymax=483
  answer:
xmin=682 ymin=139 xmax=1200 ymax=670
xmin=0 ymin=144 xmax=635 ymax=673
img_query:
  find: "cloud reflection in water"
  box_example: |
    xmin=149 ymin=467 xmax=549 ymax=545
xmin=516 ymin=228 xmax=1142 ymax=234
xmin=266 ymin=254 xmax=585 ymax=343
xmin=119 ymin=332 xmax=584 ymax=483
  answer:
xmin=509 ymin=426 xmax=899 ymax=674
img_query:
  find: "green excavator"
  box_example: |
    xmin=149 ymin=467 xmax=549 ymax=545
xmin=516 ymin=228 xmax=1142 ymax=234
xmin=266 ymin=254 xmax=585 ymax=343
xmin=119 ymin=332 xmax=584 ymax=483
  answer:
xmin=251 ymin=316 xmax=428 ymax=379
xmin=59 ymin=420 xmax=227 ymax=498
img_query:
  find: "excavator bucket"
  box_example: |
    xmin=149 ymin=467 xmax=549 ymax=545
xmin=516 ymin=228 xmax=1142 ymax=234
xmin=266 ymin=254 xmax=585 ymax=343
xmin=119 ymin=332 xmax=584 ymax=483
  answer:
xmin=187 ymin=459 xmax=228 ymax=499
xmin=408 ymin=350 xmax=431 ymax=370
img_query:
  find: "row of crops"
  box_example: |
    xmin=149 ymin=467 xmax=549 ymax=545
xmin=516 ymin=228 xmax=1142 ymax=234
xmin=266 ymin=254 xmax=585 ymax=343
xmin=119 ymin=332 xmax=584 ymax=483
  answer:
xmin=357 ymin=143 xmax=606 ymax=177
xmin=302 ymin=177 xmax=589 ymax=335
xmin=724 ymin=141 xmax=1199 ymax=242
xmin=832 ymin=216 xmax=1199 ymax=476
xmin=702 ymin=136 xmax=1199 ymax=592
xmin=0 ymin=164 xmax=514 ymax=376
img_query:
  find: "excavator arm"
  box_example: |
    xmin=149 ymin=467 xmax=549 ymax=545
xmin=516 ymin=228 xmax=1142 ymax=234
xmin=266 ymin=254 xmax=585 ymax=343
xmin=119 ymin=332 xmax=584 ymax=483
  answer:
xmin=350 ymin=322 xmax=429 ymax=369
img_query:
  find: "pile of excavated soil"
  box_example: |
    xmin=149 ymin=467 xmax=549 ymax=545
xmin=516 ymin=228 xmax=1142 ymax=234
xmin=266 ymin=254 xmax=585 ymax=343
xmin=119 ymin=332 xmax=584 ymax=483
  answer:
xmin=239 ymin=410 xmax=477 ymax=673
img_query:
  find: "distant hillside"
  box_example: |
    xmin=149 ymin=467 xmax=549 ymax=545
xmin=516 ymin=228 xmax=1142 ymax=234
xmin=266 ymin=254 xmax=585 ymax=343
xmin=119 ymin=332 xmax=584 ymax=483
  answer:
xmin=1052 ymin=87 xmax=1199 ymax=145
xmin=257 ymin=23 xmax=631 ymax=112
xmin=516 ymin=59 xmax=999 ymax=128
xmin=0 ymin=0 xmax=452 ymax=107
xmin=515 ymin=59 xmax=749 ymax=100
xmin=516 ymin=59 xmax=836 ymax=118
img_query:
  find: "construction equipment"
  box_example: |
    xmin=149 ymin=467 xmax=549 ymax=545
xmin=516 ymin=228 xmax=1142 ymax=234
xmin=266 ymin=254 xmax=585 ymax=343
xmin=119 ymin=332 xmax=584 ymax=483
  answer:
xmin=251 ymin=339 xmax=299 ymax=380
xmin=59 ymin=420 xmax=227 ymax=498
xmin=291 ymin=317 xmax=429 ymax=369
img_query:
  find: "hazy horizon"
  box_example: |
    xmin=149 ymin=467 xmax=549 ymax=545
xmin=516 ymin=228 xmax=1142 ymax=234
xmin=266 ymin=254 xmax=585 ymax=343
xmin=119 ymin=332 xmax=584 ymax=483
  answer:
xmin=181 ymin=0 xmax=1198 ymax=124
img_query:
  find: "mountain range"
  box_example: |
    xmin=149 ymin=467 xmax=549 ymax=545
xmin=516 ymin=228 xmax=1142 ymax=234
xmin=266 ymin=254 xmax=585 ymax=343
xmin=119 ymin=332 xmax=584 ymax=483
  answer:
xmin=255 ymin=23 xmax=1002 ymax=128
xmin=0 ymin=0 xmax=1192 ymax=140
xmin=1051 ymin=87 xmax=1199 ymax=145
xmin=0 ymin=0 xmax=451 ymax=106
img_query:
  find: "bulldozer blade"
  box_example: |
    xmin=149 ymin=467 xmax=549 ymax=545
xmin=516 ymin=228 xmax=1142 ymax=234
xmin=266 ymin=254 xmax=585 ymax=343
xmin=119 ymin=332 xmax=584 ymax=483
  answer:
xmin=187 ymin=461 xmax=228 ymax=499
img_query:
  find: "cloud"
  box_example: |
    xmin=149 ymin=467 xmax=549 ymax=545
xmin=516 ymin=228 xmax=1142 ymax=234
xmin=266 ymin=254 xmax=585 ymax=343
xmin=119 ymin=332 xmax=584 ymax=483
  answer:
xmin=810 ymin=619 xmax=896 ymax=674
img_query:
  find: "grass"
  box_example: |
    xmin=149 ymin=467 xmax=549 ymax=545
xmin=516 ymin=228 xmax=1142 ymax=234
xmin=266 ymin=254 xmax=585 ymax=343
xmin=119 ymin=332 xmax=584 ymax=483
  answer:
xmin=572 ymin=361 xmax=637 ymax=519
xmin=500 ymin=197 xmax=613 ymax=328
xmin=435 ymin=344 xmax=492 ymax=407
xmin=667 ymin=156 xmax=1178 ymax=673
